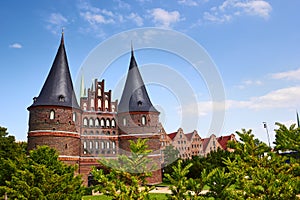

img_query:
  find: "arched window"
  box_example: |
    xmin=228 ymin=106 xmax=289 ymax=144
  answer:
xmin=107 ymin=141 xmax=110 ymax=149
xmin=95 ymin=118 xmax=100 ymax=127
xmin=101 ymin=141 xmax=105 ymax=149
xmin=89 ymin=118 xmax=94 ymax=127
xmin=112 ymin=141 xmax=116 ymax=149
xmin=83 ymin=141 xmax=87 ymax=149
xmin=83 ymin=118 xmax=88 ymax=126
xmin=72 ymin=112 xmax=76 ymax=122
xmin=111 ymin=119 xmax=116 ymax=128
xmin=112 ymin=105 xmax=115 ymax=112
xmin=122 ymin=117 xmax=126 ymax=126
xmin=95 ymin=141 xmax=99 ymax=149
xmin=83 ymin=131 xmax=87 ymax=135
xmin=141 ymin=115 xmax=146 ymax=125
xmin=106 ymin=119 xmax=110 ymax=128
xmin=89 ymin=141 xmax=93 ymax=149
xmin=50 ymin=110 xmax=55 ymax=120
xmin=90 ymin=131 xmax=94 ymax=135
xmin=112 ymin=131 xmax=116 ymax=135
xmin=107 ymin=131 xmax=110 ymax=135
xmin=100 ymin=118 xmax=105 ymax=127
xmin=83 ymin=103 xmax=87 ymax=111
xmin=96 ymin=131 xmax=99 ymax=135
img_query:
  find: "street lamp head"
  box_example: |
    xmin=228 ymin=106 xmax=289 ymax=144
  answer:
xmin=263 ymin=122 xmax=267 ymax=128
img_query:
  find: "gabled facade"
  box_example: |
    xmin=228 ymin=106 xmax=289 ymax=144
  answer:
xmin=159 ymin=123 xmax=172 ymax=150
xmin=167 ymin=128 xmax=202 ymax=160
xmin=186 ymin=130 xmax=202 ymax=157
xmin=200 ymin=134 xmax=222 ymax=156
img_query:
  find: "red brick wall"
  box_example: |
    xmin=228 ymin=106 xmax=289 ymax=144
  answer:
xmin=27 ymin=134 xmax=80 ymax=156
xmin=28 ymin=106 xmax=81 ymax=132
xmin=117 ymin=112 xmax=159 ymax=135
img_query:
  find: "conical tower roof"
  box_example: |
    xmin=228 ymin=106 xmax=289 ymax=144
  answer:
xmin=30 ymin=33 xmax=79 ymax=109
xmin=118 ymin=48 xmax=158 ymax=113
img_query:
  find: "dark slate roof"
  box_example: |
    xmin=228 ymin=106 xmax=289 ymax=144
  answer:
xmin=29 ymin=34 xmax=80 ymax=109
xmin=118 ymin=49 xmax=159 ymax=113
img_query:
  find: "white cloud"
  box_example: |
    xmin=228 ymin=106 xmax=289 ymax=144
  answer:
xmin=237 ymin=79 xmax=263 ymax=89
xmin=178 ymin=0 xmax=198 ymax=6
xmin=114 ymin=0 xmax=131 ymax=10
xmin=234 ymin=0 xmax=272 ymax=19
xmin=203 ymin=12 xmax=232 ymax=23
xmin=271 ymin=68 xmax=300 ymax=81
xmin=80 ymin=12 xmax=115 ymax=24
xmin=46 ymin=13 xmax=68 ymax=34
xmin=182 ymin=86 xmax=300 ymax=116
xmin=149 ymin=8 xmax=182 ymax=28
xmin=48 ymin=13 xmax=68 ymax=25
xmin=204 ymin=0 xmax=272 ymax=23
xmin=9 ymin=43 xmax=22 ymax=49
xmin=77 ymin=1 xmax=117 ymax=37
xmin=248 ymin=86 xmax=300 ymax=110
xmin=78 ymin=2 xmax=115 ymax=25
xmin=128 ymin=13 xmax=144 ymax=26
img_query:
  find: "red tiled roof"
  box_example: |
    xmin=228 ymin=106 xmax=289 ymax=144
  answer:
xmin=185 ymin=132 xmax=194 ymax=141
xmin=201 ymin=138 xmax=210 ymax=151
xmin=217 ymin=135 xmax=234 ymax=150
xmin=168 ymin=132 xmax=177 ymax=140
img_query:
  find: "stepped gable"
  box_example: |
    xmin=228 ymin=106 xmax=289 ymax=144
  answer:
xmin=29 ymin=33 xmax=79 ymax=109
xmin=118 ymin=47 xmax=158 ymax=113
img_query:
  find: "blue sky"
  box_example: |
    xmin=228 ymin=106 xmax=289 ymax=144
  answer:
xmin=1 ymin=0 xmax=300 ymax=145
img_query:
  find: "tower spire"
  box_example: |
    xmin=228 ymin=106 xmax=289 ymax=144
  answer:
xmin=80 ymin=73 xmax=85 ymax=98
xmin=29 ymin=33 xmax=79 ymax=108
xmin=297 ymin=110 xmax=300 ymax=128
xmin=118 ymin=45 xmax=158 ymax=113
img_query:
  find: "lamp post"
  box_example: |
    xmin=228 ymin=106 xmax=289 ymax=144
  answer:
xmin=263 ymin=122 xmax=271 ymax=148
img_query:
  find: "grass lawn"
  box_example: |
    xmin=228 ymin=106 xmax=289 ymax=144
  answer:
xmin=82 ymin=193 xmax=168 ymax=200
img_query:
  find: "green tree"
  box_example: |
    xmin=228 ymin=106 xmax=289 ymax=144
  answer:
xmin=92 ymin=138 xmax=156 ymax=200
xmin=186 ymin=169 xmax=208 ymax=199
xmin=0 ymin=126 xmax=27 ymax=197
xmin=205 ymin=167 xmax=240 ymax=200
xmin=274 ymin=122 xmax=300 ymax=153
xmin=225 ymin=128 xmax=300 ymax=199
xmin=1 ymin=146 xmax=84 ymax=200
xmin=164 ymin=159 xmax=192 ymax=200
xmin=162 ymin=145 xmax=179 ymax=167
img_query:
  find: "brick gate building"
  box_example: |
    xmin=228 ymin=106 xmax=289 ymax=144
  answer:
xmin=27 ymin=33 xmax=162 ymax=185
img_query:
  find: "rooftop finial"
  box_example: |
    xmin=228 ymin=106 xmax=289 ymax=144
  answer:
xmin=61 ymin=27 xmax=65 ymax=44
xmin=131 ymin=40 xmax=134 ymax=56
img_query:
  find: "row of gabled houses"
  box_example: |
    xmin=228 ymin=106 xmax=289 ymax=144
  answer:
xmin=159 ymin=124 xmax=236 ymax=160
